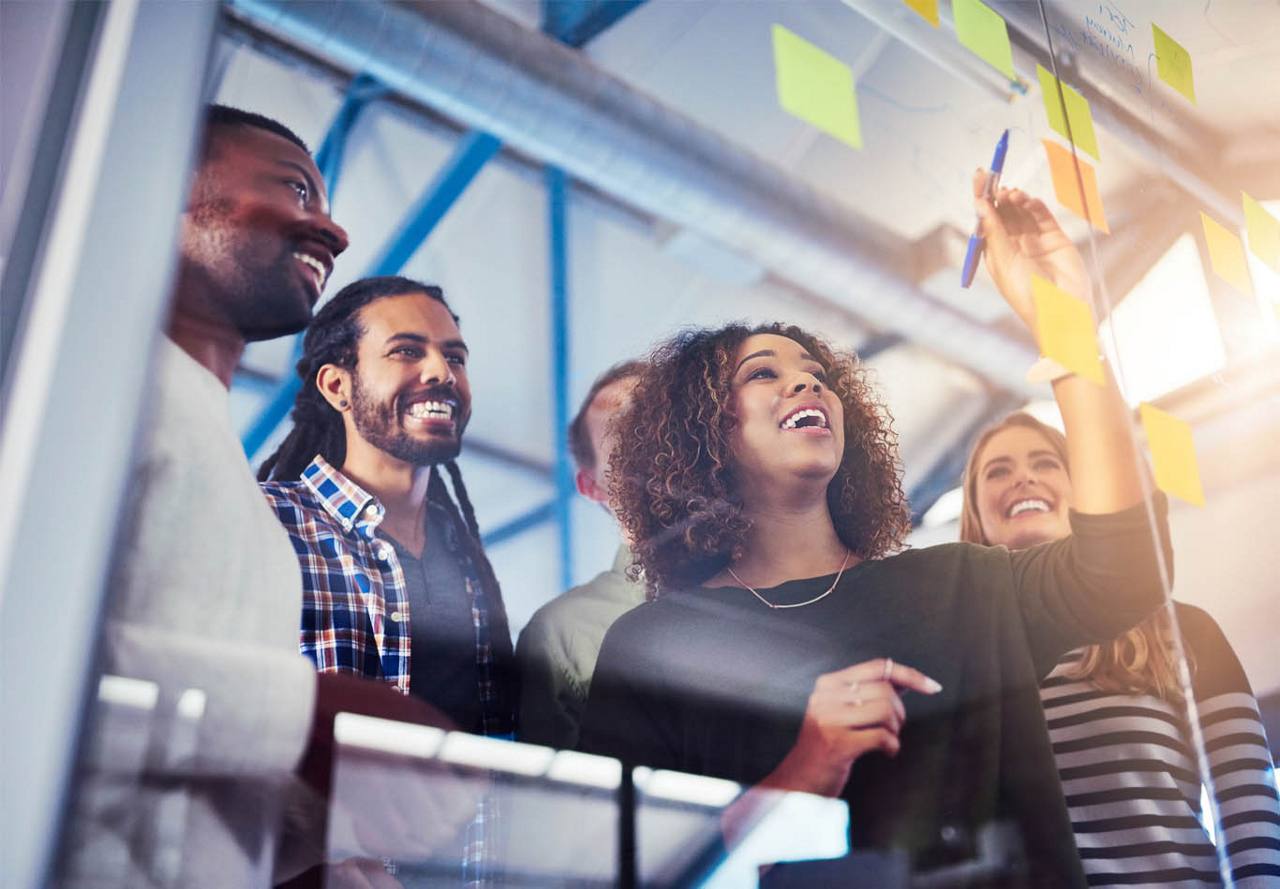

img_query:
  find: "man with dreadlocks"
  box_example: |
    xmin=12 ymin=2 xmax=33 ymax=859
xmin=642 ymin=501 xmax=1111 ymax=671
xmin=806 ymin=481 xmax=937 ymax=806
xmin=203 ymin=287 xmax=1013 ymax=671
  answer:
xmin=259 ymin=275 xmax=516 ymax=740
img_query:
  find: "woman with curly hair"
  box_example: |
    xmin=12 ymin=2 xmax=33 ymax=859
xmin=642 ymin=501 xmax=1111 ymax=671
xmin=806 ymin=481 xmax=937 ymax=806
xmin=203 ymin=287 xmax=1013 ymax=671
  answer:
xmin=579 ymin=175 xmax=1173 ymax=886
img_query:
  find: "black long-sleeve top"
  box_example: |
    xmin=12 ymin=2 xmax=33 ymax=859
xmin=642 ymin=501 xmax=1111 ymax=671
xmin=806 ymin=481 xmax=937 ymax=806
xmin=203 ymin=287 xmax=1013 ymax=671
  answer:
xmin=580 ymin=497 xmax=1172 ymax=888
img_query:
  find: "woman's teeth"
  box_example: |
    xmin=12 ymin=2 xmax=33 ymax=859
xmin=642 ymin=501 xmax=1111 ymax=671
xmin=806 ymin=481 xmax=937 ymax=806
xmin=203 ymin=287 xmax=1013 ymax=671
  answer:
xmin=781 ymin=408 xmax=828 ymax=430
xmin=1007 ymin=498 xmax=1051 ymax=518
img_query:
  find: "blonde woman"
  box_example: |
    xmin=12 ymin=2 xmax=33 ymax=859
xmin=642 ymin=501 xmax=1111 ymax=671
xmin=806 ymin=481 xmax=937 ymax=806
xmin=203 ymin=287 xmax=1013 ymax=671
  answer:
xmin=960 ymin=412 xmax=1279 ymax=886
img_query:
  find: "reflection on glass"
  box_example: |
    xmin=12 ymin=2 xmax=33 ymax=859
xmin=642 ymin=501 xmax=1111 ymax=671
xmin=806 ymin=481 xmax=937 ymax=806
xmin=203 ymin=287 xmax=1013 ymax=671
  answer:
xmin=326 ymin=714 xmax=620 ymax=886
xmin=57 ymin=676 xmax=203 ymax=889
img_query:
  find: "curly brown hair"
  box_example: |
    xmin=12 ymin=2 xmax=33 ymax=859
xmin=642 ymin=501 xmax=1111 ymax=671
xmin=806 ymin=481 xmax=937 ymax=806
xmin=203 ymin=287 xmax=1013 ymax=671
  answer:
xmin=611 ymin=322 xmax=909 ymax=596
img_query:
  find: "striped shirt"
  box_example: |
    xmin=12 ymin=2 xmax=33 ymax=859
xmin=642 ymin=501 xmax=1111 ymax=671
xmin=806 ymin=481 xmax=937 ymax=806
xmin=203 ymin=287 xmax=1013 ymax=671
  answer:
xmin=1040 ymin=603 xmax=1280 ymax=887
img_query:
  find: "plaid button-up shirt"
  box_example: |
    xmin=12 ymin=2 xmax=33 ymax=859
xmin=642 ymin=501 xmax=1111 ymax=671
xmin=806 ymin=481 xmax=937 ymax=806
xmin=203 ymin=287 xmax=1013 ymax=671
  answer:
xmin=261 ymin=454 xmax=514 ymax=737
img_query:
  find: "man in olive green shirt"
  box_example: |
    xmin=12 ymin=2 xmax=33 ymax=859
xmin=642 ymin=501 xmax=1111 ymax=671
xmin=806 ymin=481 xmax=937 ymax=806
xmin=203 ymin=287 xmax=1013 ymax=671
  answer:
xmin=516 ymin=361 xmax=646 ymax=749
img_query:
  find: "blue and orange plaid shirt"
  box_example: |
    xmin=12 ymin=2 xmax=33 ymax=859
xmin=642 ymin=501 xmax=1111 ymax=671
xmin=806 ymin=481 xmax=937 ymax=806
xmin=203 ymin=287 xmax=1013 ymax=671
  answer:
xmin=261 ymin=454 xmax=515 ymax=738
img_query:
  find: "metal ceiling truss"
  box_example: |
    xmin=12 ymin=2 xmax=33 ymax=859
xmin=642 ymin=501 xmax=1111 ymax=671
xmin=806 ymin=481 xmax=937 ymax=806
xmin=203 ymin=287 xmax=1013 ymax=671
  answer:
xmin=222 ymin=0 xmax=1043 ymax=394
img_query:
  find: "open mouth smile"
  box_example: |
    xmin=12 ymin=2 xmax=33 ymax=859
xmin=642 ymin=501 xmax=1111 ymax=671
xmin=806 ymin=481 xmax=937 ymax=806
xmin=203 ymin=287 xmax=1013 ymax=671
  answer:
xmin=292 ymin=250 xmax=331 ymax=293
xmin=402 ymin=396 xmax=459 ymax=433
xmin=1006 ymin=498 xmax=1052 ymax=519
xmin=779 ymin=404 xmax=831 ymax=432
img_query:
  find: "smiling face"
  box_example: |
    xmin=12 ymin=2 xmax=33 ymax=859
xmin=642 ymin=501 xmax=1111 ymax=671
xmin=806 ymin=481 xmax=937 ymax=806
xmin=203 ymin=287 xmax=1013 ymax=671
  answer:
xmin=973 ymin=425 xmax=1073 ymax=549
xmin=344 ymin=293 xmax=471 ymax=466
xmin=728 ymin=333 xmax=845 ymax=496
xmin=181 ymin=124 xmax=349 ymax=341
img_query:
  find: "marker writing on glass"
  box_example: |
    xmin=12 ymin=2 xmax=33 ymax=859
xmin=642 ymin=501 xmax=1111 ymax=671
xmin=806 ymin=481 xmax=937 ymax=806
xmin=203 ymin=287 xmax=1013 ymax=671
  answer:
xmin=960 ymin=129 xmax=1010 ymax=289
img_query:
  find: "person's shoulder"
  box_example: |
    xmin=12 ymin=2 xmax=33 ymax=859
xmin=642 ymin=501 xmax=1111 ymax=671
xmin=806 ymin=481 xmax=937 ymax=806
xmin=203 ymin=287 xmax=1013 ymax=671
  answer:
xmin=529 ymin=573 xmax=609 ymax=621
xmin=259 ymin=477 xmax=313 ymax=504
xmin=1172 ymin=602 xmax=1253 ymax=698
xmin=1173 ymin=601 xmax=1224 ymax=645
xmin=1173 ymin=602 xmax=1237 ymax=664
xmin=258 ymin=478 xmax=326 ymax=526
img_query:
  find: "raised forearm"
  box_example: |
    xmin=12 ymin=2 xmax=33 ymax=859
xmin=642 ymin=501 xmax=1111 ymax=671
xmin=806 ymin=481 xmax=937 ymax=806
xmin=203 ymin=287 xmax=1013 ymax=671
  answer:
xmin=1053 ymin=364 xmax=1144 ymax=515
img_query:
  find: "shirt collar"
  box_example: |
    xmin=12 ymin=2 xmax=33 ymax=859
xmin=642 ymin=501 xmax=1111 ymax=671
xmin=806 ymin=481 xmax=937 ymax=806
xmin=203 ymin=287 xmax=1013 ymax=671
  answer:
xmin=611 ymin=543 xmax=634 ymax=575
xmin=301 ymin=454 xmax=385 ymax=534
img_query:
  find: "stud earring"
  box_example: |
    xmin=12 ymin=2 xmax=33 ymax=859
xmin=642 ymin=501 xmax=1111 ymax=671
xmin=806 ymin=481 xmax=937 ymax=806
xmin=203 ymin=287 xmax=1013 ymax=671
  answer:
xmin=339 ymin=399 xmax=349 ymax=409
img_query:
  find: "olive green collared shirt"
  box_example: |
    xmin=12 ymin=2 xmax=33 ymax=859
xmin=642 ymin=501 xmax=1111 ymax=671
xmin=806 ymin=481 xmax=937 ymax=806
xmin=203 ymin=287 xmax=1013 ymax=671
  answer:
xmin=516 ymin=545 xmax=646 ymax=750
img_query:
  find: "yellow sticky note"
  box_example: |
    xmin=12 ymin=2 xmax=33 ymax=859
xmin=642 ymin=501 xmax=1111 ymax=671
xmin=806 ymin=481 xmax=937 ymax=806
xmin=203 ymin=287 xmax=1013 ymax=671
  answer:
xmin=1139 ymin=403 xmax=1205 ymax=507
xmin=903 ymin=0 xmax=939 ymax=27
xmin=1242 ymin=192 xmax=1280 ymax=271
xmin=1031 ymin=275 xmax=1104 ymax=384
xmin=1037 ymin=65 xmax=1100 ymax=161
xmin=1042 ymin=140 xmax=1109 ymax=233
xmin=1152 ymin=23 xmax=1196 ymax=104
xmin=1200 ymin=212 xmax=1253 ymax=296
xmin=953 ymin=0 xmax=1015 ymax=80
xmin=772 ymin=25 xmax=863 ymax=150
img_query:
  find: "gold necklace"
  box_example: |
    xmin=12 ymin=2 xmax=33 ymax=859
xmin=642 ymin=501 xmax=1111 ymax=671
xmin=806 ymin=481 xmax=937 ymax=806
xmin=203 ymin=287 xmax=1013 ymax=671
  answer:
xmin=726 ymin=548 xmax=852 ymax=610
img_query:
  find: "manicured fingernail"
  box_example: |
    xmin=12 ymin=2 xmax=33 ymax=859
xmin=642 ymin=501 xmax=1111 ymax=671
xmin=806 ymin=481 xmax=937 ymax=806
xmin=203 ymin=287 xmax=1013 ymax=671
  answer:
xmin=925 ymin=678 xmax=943 ymax=694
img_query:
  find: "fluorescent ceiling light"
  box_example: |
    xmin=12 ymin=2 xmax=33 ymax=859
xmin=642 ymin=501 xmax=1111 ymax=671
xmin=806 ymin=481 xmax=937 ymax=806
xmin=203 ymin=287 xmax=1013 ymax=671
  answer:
xmin=1099 ymin=234 xmax=1227 ymax=405
xmin=921 ymin=486 xmax=964 ymax=528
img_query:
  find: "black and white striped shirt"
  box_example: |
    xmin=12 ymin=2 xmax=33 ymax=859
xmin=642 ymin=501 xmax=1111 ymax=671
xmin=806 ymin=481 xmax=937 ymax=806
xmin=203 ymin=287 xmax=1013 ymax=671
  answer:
xmin=1040 ymin=603 xmax=1280 ymax=887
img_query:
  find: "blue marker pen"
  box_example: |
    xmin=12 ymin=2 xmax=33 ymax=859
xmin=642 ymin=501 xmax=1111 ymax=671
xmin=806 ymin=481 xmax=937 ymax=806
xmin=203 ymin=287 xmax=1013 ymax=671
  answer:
xmin=960 ymin=129 xmax=1010 ymax=288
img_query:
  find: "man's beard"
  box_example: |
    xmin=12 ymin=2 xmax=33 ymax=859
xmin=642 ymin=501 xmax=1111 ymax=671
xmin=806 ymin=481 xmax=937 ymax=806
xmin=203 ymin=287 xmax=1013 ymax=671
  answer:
xmin=349 ymin=375 xmax=463 ymax=465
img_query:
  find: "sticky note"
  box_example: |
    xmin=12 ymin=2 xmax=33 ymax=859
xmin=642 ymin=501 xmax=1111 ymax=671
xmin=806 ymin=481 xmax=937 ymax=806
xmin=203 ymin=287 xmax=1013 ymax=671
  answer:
xmin=1042 ymin=140 xmax=1109 ymax=233
xmin=1200 ymin=212 xmax=1253 ymax=296
xmin=772 ymin=25 xmax=863 ymax=150
xmin=1037 ymin=65 xmax=1100 ymax=161
xmin=1242 ymin=192 xmax=1280 ymax=271
xmin=903 ymin=0 xmax=939 ymax=27
xmin=1152 ymin=23 xmax=1196 ymax=104
xmin=953 ymin=0 xmax=1015 ymax=80
xmin=1139 ymin=403 xmax=1205 ymax=507
xmin=1031 ymin=275 xmax=1104 ymax=384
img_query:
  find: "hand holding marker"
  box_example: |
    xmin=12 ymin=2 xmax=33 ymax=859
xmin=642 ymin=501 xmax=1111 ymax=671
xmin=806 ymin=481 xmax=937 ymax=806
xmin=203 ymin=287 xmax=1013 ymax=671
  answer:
xmin=961 ymin=129 xmax=1010 ymax=288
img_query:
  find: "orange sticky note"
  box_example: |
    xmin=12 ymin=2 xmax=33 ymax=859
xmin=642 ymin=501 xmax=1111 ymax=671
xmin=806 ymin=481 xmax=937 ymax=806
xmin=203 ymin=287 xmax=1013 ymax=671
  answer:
xmin=772 ymin=25 xmax=863 ymax=150
xmin=1042 ymin=140 xmax=1109 ymax=233
xmin=1200 ymin=212 xmax=1253 ymax=296
xmin=903 ymin=0 xmax=939 ymax=27
xmin=1152 ymin=23 xmax=1196 ymax=104
xmin=1242 ymin=192 xmax=1280 ymax=271
xmin=1139 ymin=403 xmax=1205 ymax=507
xmin=1031 ymin=275 xmax=1104 ymax=384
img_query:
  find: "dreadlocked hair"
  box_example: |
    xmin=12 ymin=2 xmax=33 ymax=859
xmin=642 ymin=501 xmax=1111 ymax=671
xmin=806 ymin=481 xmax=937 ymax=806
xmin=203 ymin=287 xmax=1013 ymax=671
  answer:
xmin=256 ymin=276 xmax=456 ymax=483
xmin=429 ymin=461 xmax=505 ymax=612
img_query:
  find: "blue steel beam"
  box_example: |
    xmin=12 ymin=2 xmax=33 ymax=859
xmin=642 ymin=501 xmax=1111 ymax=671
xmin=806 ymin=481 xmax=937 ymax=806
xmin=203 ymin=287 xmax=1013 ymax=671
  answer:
xmin=367 ymin=130 xmax=501 ymax=276
xmin=547 ymin=166 xmax=574 ymax=591
xmin=314 ymin=72 xmax=385 ymax=200
xmin=542 ymin=0 xmax=647 ymax=48
xmin=482 ymin=499 xmax=557 ymax=549
xmin=242 ymin=128 xmax=503 ymax=459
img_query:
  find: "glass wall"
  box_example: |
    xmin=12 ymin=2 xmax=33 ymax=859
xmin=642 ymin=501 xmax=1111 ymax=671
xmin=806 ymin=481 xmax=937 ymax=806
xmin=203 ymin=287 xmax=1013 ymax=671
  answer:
xmin=4 ymin=1 xmax=1275 ymax=887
